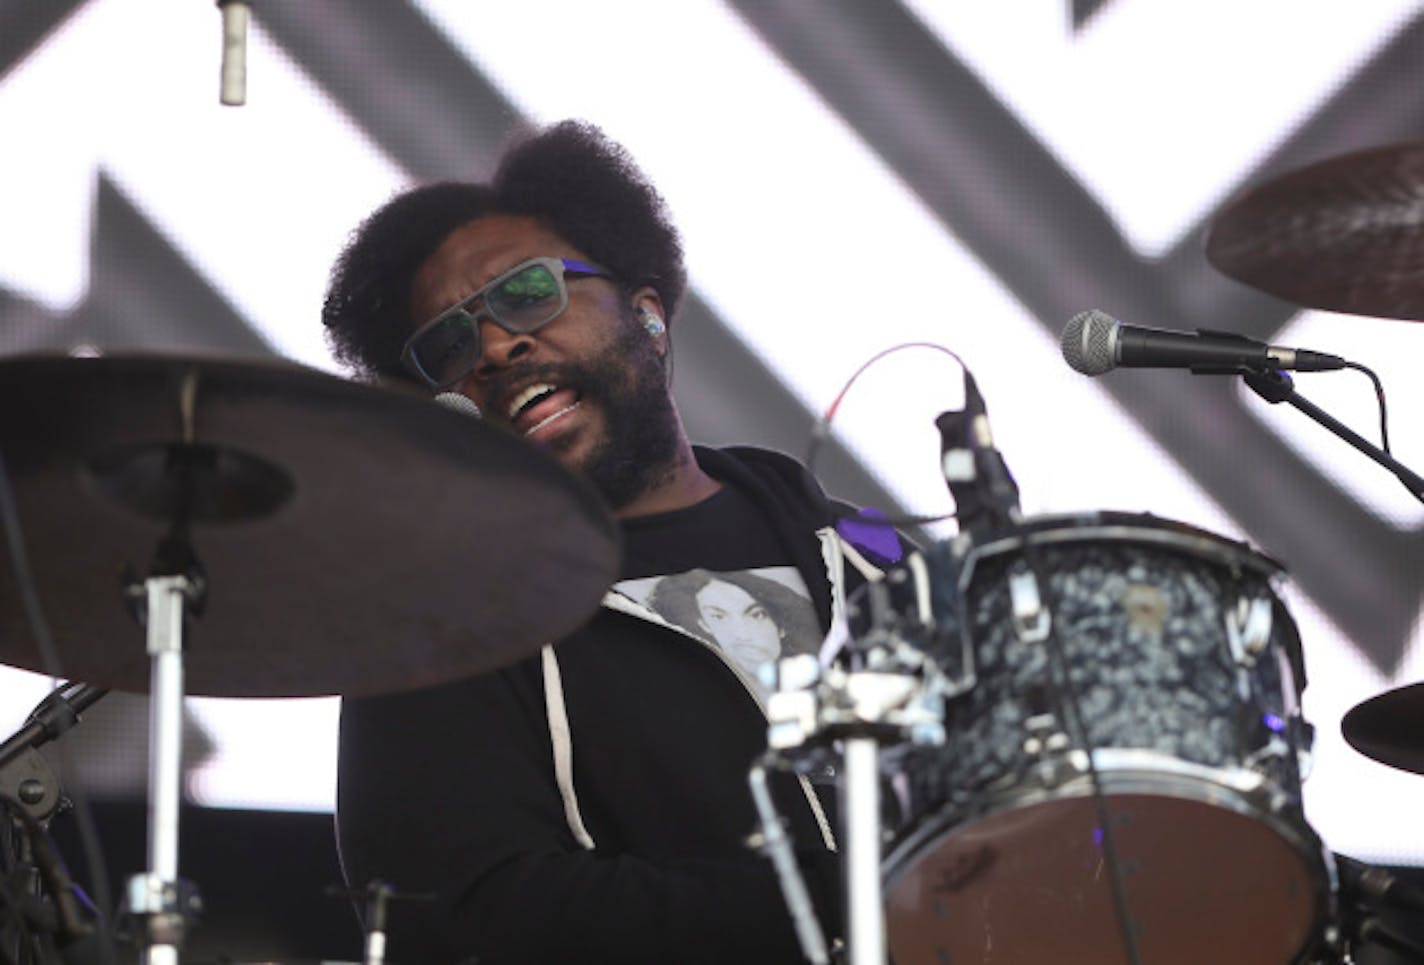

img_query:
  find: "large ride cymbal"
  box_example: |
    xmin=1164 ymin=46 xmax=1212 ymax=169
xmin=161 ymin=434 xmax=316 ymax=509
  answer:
xmin=1342 ymin=683 xmax=1424 ymax=775
xmin=0 ymin=354 xmax=619 ymax=698
xmin=1205 ymin=141 xmax=1424 ymax=320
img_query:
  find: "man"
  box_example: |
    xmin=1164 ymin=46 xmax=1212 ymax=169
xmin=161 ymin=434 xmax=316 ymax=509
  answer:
xmin=324 ymin=120 xmax=902 ymax=963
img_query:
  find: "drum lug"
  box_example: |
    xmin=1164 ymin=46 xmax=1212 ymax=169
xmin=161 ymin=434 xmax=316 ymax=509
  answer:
xmin=1007 ymin=564 xmax=1051 ymax=644
xmin=1022 ymin=712 xmax=1076 ymax=787
xmin=1226 ymin=595 xmax=1273 ymax=668
xmin=1295 ymin=717 xmax=1317 ymax=781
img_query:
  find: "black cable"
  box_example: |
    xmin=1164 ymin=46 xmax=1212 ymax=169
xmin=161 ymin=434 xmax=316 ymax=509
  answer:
xmin=1340 ymin=360 xmax=1424 ymax=506
xmin=1015 ymin=531 xmax=1145 ymax=965
xmin=0 ymin=450 xmax=118 ymax=965
xmin=1344 ymin=360 xmax=1390 ymax=454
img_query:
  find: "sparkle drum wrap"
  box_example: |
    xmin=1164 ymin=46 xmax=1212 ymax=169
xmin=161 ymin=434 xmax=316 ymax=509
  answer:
xmin=883 ymin=513 xmax=1335 ymax=965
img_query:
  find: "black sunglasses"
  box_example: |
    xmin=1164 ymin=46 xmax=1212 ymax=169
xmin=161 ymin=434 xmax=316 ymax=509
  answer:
xmin=401 ymin=256 xmax=611 ymax=389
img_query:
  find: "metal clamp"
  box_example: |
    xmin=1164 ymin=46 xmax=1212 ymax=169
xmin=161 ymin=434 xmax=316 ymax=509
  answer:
xmin=1008 ymin=564 xmax=1051 ymax=644
xmin=123 ymin=873 xmax=202 ymax=948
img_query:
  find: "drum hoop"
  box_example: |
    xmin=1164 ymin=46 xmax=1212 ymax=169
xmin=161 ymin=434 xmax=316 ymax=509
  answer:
xmin=883 ymin=759 xmax=1340 ymax=964
xmin=884 ymin=750 xmax=1326 ymax=885
xmin=958 ymin=515 xmax=1285 ymax=594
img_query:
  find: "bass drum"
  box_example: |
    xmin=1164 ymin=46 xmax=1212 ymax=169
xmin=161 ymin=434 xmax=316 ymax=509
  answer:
xmin=882 ymin=513 xmax=1335 ymax=965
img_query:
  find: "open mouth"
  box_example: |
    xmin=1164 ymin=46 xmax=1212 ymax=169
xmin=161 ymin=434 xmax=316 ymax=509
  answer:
xmin=506 ymin=382 xmax=583 ymax=437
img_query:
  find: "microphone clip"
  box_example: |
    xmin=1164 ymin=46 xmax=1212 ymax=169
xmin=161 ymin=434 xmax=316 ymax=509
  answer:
xmin=937 ymin=372 xmax=1021 ymax=538
xmin=1183 ymin=328 xmax=1271 ymax=375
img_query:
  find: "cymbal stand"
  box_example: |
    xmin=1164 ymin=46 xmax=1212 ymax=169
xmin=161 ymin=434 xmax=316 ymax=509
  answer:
xmin=121 ymin=525 xmax=206 ymax=965
xmin=755 ymin=577 xmax=953 ymax=965
xmin=89 ymin=369 xmax=291 ymax=962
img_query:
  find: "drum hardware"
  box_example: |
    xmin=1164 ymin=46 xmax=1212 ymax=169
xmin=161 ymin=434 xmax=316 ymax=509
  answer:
xmin=747 ymin=757 xmax=833 ymax=965
xmin=0 ymin=790 xmax=99 ymax=963
xmin=935 ymin=372 xmax=1021 ymax=541
xmin=1334 ymin=855 xmax=1424 ymax=963
xmin=98 ymin=374 xmax=294 ymax=963
xmin=1226 ymin=595 xmax=1274 ymax=668
xmin=753 ymin=576 xmax=955 ymax=965
xmin=1020 ymin=712 xmax=1077 ymax=789
xmin=1241 ymin=369 xmax=1424 ymax=502
xmin=1005 ymin=564 xmax=1049 ymax=644
xmin=0 ymin=684 xmax=111 ymax=962
xmin=0 ymin=685 xmax=110 ymax=776
xmin=325 ymin=880 xmax=435 ymax=965
xmin=122 ymin=533 xmax=207 ymax=964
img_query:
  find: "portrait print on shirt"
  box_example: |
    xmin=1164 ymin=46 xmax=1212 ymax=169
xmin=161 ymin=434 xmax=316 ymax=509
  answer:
xmin=618 ymin=567 xmax=822 ymax=688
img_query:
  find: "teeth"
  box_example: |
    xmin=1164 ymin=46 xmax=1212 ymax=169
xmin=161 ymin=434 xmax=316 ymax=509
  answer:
xmin=506 ymin=383 xmax=557 ymax=420
xmin=525 ymin=401 xmax=581 ymax=437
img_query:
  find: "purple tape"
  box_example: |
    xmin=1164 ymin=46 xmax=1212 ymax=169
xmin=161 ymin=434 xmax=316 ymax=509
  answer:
xmin=835 ymin=507 xmax=903 ymax=567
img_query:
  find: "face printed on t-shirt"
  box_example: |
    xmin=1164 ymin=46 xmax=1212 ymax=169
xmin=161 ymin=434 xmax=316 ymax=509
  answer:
xmin=693 ymin=579 xmax=785 ymax=668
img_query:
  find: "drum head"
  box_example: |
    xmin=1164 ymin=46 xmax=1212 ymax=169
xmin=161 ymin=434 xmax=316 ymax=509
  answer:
xmin=885 ymin=794 xmax=1322 ymax=965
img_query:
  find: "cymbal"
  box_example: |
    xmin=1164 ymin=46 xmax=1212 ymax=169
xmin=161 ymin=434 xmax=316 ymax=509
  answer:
xmin=1205 ymin=141 xmax=1424 ymax=320
xmin=0 ymin=354 xmax=619 ymax=698
xmin=1342 ymin=683 xmax=1424 ymax=775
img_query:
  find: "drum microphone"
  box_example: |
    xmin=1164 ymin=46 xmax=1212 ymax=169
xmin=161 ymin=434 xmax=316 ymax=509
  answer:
xmin=937 ymin=370 xmax=1020 ymax=536
xmin=434 ymin=392 xmax=482 ymax=420
xmin=1061 ymin=309 xmax=1347 ymax=376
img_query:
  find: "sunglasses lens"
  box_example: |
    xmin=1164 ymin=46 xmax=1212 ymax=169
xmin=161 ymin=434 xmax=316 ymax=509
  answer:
xmin=411 ymin=314 xmax=479 ymax=388
xmin=486 ymin=263 xmax=564 ymax=327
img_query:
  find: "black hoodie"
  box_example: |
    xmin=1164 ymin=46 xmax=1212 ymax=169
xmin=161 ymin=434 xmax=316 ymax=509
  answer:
xmin=336 ymin=446 xmax=898 ymax=963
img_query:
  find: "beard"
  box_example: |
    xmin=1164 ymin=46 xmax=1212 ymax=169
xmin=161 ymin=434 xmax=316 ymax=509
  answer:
xmin=486 ymin=314 xmax=682 ymax=511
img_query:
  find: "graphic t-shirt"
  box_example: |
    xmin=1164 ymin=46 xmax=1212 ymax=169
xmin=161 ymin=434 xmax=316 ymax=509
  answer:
xmin=616 ymin=485 xmax=822 ymax=693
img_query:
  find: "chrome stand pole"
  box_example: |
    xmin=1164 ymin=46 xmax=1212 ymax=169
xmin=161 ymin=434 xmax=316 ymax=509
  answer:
xmin=843 ymin=736 xmax=885 ymax=965
xmin=748 ymin=759 xmax=831 ymax=964
xmin=126 ymin=574 xmax=197 ymax=965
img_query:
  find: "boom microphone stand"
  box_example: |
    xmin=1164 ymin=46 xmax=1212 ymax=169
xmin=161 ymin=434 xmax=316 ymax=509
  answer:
xmin=1241 ymin=369 xmax=1424 ymax=499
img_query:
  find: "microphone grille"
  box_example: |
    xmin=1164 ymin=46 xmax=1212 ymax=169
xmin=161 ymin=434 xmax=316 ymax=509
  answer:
xmin=434 ymin=391 xmax=482 ymax=419
xmin=1061 ymin=309 xmax=1118 ymax=376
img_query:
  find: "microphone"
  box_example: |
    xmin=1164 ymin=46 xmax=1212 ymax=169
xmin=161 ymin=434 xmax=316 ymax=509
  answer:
xmin=936 ymin=370 xmax=1020 ymax=536
xmin=434 ymin=392 xmax=482 ymax=420
xmin=216 ymin=1 xmax=250 ymax=106
xmin=1061 ymin=309 xmax=1347 ymax=376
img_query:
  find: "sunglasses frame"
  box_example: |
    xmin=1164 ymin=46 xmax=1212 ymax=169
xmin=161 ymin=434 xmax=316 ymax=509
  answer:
xmin=401 ymin=256 xmax=610 ymax=389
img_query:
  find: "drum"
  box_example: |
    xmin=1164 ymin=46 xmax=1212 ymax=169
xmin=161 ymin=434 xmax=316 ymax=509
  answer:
xmin=882 ymin=513 xmax=1334 ymax=965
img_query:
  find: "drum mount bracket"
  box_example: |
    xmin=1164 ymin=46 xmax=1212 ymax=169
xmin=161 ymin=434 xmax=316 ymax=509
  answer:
xmin=753 ymin=602 xmax=954 ymax=965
